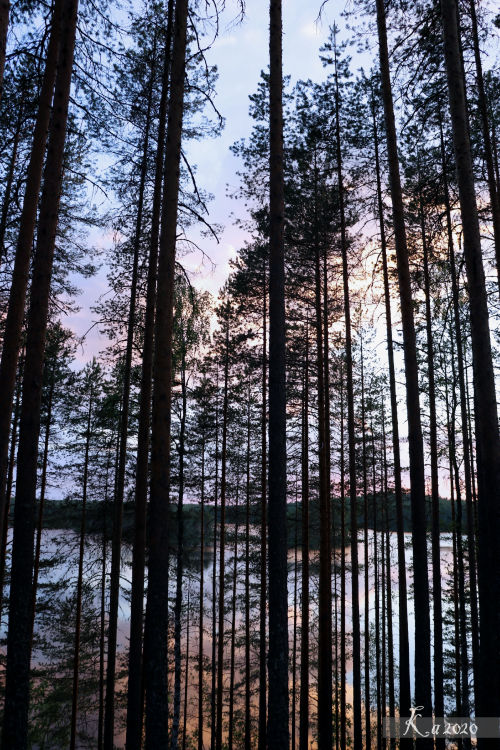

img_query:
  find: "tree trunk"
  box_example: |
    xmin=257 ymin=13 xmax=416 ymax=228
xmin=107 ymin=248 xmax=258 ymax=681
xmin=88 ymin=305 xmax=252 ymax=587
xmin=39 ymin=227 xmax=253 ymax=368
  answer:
xmin=440 ymin=0 xmax=500 ymax=730
xmin=334 ymin=47 xmax=362 ymax=749
xmin=70 ymin=387 xmax=93 ymax=750
xmin=126 ymin=6 xmax=174 ymax=746
xmin=198 ymin=437 xmax=205 ymax=750
xmin=143 ymin=0 xmax=189 ymax=743
xmin=439 ymin=121 xmax=480 ymax=696
xmin=244 ymin=383 xmax=252 ymax=750
xmin=299 ymin=329 xmax=309 ymax=750
xmin=216 ymin=314 xmax=229 ymax=750
xmin=370 ymin=85 xmax=411 ymax=726
xmin=0 ymin=351 xmax=22 ymax=624
xmin=420 ymin=201 xmax=444 ymax=746
xmin=30 ymin=373 xmax=55 ymax=641
xmin=375 ymin=0 xmax=432 ymax=728
xmin=267 ymin=0 xmax=288 ymax=745
xmin=171 ymin=348 xmax=188 ymax=750
xmin=0 ymin=92 xmax=24 ymax=263
xmin=258 ymin=268 xmax=267 ymax=750
xmin=467 ymin=0 xmax=500 ymax=293
xmin=104 ymin=50 xmax=155 ymax=750
xmin=0 ymin=0 xmax=63 ymax=551
xmin=0 ymin=0 xmax=9 ymax=101
xmin=2 ymin=2 xmax=79 ymax=744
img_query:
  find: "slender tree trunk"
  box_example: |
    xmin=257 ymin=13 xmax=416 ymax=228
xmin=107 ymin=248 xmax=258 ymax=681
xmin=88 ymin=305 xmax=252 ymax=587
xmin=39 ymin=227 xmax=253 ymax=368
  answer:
xmin=126 ymin=6 xmax=174 ymax=746
xmin=375 ymin=0 xmax=432 ymax=727
xmin=0 ymin=352 xmax=22 ymax=623
xmin=334 ymin=44 xmax=362 ymax=750
xmin=420 ymin=201 xmax=444 ymax=745
xmin=211 ymin=375 xmax=220 ymax=750
xmin=370 ymin=86 xmax=411 ymax=725
xmin=198 ymin=438 xmax=206 ymax=750
xmin=440 ymin=121 xmax=480 ymax=695
xmin=70 ymin=388 xmax=93 ymax=750
xmin=0 ymin=93 xmax=24 ymax=262
xmin=0 ymin=0 xmax=8 ymax=101
xmin=440 ymin=0 xmax=500 ymax=731
xmin=340 ymin=366 xmax=347 ymax=750
xmin=171 ymin=350 xmax=188 ymax=750
xmin=143 ymin=0 xmax=189 ymax=743
xmin=312 ymin=144 xmax=333 ymax=750
xmin=0 ymin=0 xmax=63 ymax=548
xmin=291 ymin=498 xmax=298 ymax=750
xmin=2 ymin=2 xmax=78 ymax=745
xmin=360 ymin=349 xmax=371 ymax=748
xmin=467 ymin=0 xmax=500 ymax=292
xmin=31 ymin=374 xmax=55 ymax=640
xmin=104 ymin=52 xmax=155 ymax=750
xmin=228 ymin=507 xmax=239 ymax=750
xmin=258 ymin=269 xmax=267 ymax=750
xmin=299 ymin=330 xmax=309 ymax=750
xmin=244 ymin=384 xmax=252 ymax=750
xmin=216 ymin=315 xmax=229 ymax=750
xmin=268 ymin=1 xmax=288 ymax=745
xmin=98 ymin=452 xmax=111 ymax=750
xmin=182 ymin=588 xmax=190 ymax=750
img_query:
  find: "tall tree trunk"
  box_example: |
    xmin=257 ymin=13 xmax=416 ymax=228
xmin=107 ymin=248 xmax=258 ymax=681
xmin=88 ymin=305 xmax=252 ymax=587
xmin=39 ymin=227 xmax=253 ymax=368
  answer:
xmin=439 ymin=121 xmax=480 ymax=696
xmin=339 ymin=366 xmax=347 ymax=750
xmin=440 ymin=0 xmax=500 ymax=730
xmin=104 ymin=51 xmax=155 ymax=750
xmin=31 ymin=373 xmax=55 ymax=640
xmin=98 ymin=451 xmax=112 ymax=750
xmin=375 ymin=0 xmax=432 ymax=727
xmin=0 ymin=0 xmax=63 ymax=549
xmin=0 ymin=0 xmax=8 ymax=101
xmin=267 ymin=0 xmax=288 ymax=745
xmin=126 ymin=5 xmax=174 ymax=745
xmin=467 ymin=0 xmax=500 ymax=292
xmin=334 ymin=44 xmax=362 ymax=750
xmin=70 ymin=387 xmax=93 ymax=750
xmin=171 ymin=348 xmax=188 ymax=750
xmin=0 ymin=92 xmax=24 ymax=262
xmin=0 ymin=351 xmax=22 ymax=623
xmin=143 ymin=0 xmax=189 ymax=743
xmin=198 ymin=437 xmax=206 ymax=750
xmin=228 ymin=504 xmax=239 ymax=750
xmin=299 ymin=329 xmax=309 ymax=750
xmin=370 ymin=85 xmax=411 ymax=725
xmin=258 ymin=268 xmax=267 ymax=750
xmin=420 ymin=200 xmax=444 ymax=746
xmin=244 ymin=382 xmax=252 ymax=750
xmin=211 ymin=373 xmax=220 ymax=750
xmin=2 ymin=2 xmax=78 ymax=745
xmin=360 ymin=347 xmax=371 ymax=748
xmin=216 ymin=314 xmax=229 ymax=750
xmin=313 ymin=144 xmax=332 ymax=749
xmin=182 ymin=588 xmax=190 ymax=750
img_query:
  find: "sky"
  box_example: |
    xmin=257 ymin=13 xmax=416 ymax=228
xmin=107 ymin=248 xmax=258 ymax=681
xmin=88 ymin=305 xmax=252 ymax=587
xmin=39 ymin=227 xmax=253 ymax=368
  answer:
xmin=65 ymin=0 xmax=356 ymax=361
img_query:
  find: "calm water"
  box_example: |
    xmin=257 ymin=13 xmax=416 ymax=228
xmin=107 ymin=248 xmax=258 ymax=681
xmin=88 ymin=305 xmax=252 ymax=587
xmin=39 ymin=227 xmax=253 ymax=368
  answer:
xmin=2 ymin=527 xmax=458 ymax=748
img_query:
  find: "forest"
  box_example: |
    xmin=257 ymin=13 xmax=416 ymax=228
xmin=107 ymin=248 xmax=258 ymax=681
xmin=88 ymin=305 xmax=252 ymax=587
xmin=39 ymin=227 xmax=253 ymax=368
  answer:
xmin=0 ymin=0 xmax=500 ymax=747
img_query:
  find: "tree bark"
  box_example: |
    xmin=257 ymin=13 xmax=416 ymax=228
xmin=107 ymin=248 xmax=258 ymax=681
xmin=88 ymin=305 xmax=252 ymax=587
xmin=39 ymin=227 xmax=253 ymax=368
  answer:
xmin=125 ymin=5 xmax=174 ymax=747
xmin=143 ymin=0 xmax=189 ymax=743
xmin=104 ymin=50 xmax=155 ymax=750
xmin=70 ymin=385 xmax=93 ymax=750
xmin=267 ymin=0 xmax=289 ymax=746
xmin=440 ymin=0 xmax=500 ymax=733
xmin=2 ymin=2 xmax=78 ymax=745
xmin=0 ymin=0 xmax=63 ymax=553
xmin=375 ymin=0 xmax=432 ymax=729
